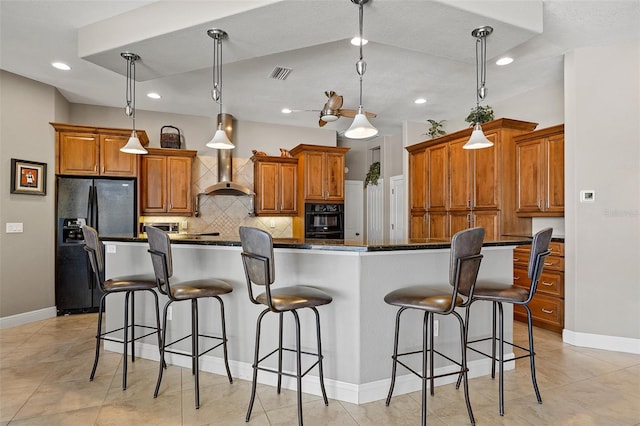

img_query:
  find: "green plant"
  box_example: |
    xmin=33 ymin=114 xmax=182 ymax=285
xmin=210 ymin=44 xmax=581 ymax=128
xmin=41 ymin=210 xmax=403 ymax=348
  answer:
xmin=465 ymin=105 xmax=494 ymax=126
xmin=364 ymin=161 xmax=380 ymax=187
xmin=426 ymin=119 xmax=446 ymax=139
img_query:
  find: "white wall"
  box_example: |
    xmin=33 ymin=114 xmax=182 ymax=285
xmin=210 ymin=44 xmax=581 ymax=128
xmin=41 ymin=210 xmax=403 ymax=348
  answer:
xmin=0 ymin=71 xmax=68 ymax=321
xmin=564 ymin=42 xmax=640 ymax=342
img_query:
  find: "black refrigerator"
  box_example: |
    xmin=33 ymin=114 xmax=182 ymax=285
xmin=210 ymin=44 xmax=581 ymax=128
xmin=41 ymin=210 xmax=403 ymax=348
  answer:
xmin=55 ymin=177 xmax=137 ymax=314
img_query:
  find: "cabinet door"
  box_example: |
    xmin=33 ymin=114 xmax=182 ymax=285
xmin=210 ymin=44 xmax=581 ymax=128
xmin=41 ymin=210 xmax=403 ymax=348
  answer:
xmin=410 ymin=212 xmax=427 ymax=239
xmin=409 ymin=149 xmax=427 ymax=210
xmin=427 ymin=144 xmax=448 ymax=209
xmin=166 ymin=156 xmax=192 ymax=214
xmin=100 ymin=134 xmax=137 ymax=177
xmin=256 ymin=162 xmax=279 ymax=214
xmin=427 ymin=211 xmax=448 ymax=239
xmin=303 ymin=152 xmax=325 ymax=200
xmin=449 ymin=211 xmax=471 ymax=236
xmin=448 ymin=139 xmax=471 ymax=210
xmin=279 ymin=163 xmax=298 ymax=214
xmin=545 ymin=134 xmax=564 ymax=214
xmin=516 ymin=139 xmax=543 ymax=214
xmin=473 ymin=133 xmax=499 ymax=209
xmin=473 ymin=210 xmax=500 ymax=240
xmin=324 ymin=152 xmax=345 ymax=200
xmin=140 ymin=155 xmax=167 ymax=213
xmin=58 ymin=132 xmax=99 ymax=175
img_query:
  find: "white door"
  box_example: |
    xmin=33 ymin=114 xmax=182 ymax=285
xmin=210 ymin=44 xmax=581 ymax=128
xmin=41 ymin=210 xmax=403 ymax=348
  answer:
xmin=344 ymin=180 xmax=364 ymax=242
xmin=390 ymin=175 xmax=405 ymax=241
xmin=366 ymin=178 xmax=384 ymax=241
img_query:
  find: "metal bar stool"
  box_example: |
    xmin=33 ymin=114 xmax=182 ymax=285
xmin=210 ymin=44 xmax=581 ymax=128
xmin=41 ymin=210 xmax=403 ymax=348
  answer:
xmin=384 ymin=227 xmax=485 ymax=426
xmin=239 ymin=226 xmax=332 ymax=426
xmin=82 ymin=225 xmax=162 ymax=390
xmin=146 ymin=225 xmax=233 ymax=409
xmin=457 ymin=227 xmax=553 ymax=416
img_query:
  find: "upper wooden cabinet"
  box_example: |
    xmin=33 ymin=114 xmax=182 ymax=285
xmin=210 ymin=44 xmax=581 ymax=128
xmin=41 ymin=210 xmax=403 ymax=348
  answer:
xmin=515 ymin=124 xmax=565 ymax=216
xmin=289 ymin=144 xmax=350 ymax=202
xmin=252 ymin=156 xmax=298 ymax=216
xmin=407 ymin=118 xmax=538 ymax=240
xmin=51 ymin=122 xmax=148 ymax=177
xmin=139 ymin=148 xmax=196 ymax=216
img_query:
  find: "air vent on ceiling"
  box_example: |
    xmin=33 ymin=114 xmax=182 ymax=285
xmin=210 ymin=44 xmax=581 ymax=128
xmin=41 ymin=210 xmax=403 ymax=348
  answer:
xmin=269 ymin=66 xmax=292 ymax=80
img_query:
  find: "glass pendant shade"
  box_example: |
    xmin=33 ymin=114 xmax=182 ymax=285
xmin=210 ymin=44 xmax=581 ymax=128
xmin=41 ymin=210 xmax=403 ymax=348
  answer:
xmin=463 ymin=123 xmax=494 ymax=149
xmin=206 ymin=123 xmax=234 ymax=149
xmin=345 ymin=106 xmax=378 ymax=139
xmin=120 ymin=130 xmax=148 ymax=154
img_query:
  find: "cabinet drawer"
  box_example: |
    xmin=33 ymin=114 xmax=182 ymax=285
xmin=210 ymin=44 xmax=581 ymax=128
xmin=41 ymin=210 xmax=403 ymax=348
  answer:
xmin=549 ymin=241 xmax=564 ymax=256
xmin=514 ymin=267 xmax=563 ymax=297
xmin=514 ymin=293 xmax=563 ymax=328
xmin=513 ymin=249 xmax=530 ymax=267
xmin=542 ymin=255 xmax=563 ymax=271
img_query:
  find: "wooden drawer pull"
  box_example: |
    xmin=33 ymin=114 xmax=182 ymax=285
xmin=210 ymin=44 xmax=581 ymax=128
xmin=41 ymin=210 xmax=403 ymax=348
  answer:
xmin=542 ymin=281 xmax=553 ymax=286
xmin=544 ymin=262 xmax=553 ymax=266
xmin=514 ymin=276 xmax=520 ymax=280
xmin=541 ymin=308 xmax=554 ymax=314
xmin=514 ymin=258 xmax=520 ymax=262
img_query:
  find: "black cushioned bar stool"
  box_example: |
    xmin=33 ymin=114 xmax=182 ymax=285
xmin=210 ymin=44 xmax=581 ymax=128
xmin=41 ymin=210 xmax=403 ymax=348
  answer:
xmin=385 ymin=227 xmax=485 ymax=426
xmin=239 ymin=226 xmax=332 ymax=426
xmin=146 ymin=225 xmax=233 ymax=409
xmin=457 ymin=227 xmax=553 ymax=416
xmin=82 ymin=225 xmax=162 ymax=391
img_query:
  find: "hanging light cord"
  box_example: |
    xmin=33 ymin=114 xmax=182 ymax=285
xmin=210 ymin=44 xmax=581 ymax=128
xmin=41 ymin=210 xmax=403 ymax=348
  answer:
xmin=475 ymin=32 xmax=487 ymax=107
xmin=356 ymin=0 xmax=366 ymax=109
xmin=212 ymin=34 xmax=223 ymax=116
xmin=125 ymin=55 xmax=137 ymax=130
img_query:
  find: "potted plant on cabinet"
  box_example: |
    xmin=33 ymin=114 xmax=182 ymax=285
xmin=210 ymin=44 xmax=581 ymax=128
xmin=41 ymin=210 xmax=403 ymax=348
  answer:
xmin=364 ymin=161 xmax=380 ymax=188
xmin=465 ymin=105 xmax=494 ymax=126
xmin=425 ymin=119 xmax=446 ymax=139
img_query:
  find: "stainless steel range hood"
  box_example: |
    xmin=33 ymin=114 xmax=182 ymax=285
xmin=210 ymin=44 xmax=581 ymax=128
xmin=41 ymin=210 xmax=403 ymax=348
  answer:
xmin=194 ymin=113 xmax=256 ymax=217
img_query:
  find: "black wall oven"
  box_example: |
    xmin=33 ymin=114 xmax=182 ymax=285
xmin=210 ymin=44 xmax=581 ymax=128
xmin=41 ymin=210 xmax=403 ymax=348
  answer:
xmin=305 ymin=203 xmax=344 ymax=239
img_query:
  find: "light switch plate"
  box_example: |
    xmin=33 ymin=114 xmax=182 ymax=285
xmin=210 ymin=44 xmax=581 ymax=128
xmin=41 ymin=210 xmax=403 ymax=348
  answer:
xmin=6 ymin=222 xmax=24 ymax=233
xmin=580 ymin=190 xmax=595 ymax=203
xmin=105 ymin=244 xmax=117 ymax=253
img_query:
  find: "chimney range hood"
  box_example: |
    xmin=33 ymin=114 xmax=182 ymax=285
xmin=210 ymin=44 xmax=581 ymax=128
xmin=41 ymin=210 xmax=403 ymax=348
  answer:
xmin=194 ymin=114 xmax=256 ymax=217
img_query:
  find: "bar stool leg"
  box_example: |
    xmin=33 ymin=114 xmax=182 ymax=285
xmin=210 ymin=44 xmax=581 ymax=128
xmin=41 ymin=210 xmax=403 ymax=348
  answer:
xmin=454 ymin=310 xmax=475 ymax=425
xmin=149 ymin=290 xmax=166 ymax=369
xmin=154 ymin=300 xmax=171 ymax=399
xmin=428 ymin=312 xmax=435 ymax=396
xmin=131 ymin=292 xmax=136 ymax=364
xmin=524 ymin=304 xmax=542 ymax=404
xmin=215 ymin=296 xmax=233 ymax=383
xmin=456 ymin=302 xmax=474 ymax=390
xmin=497 ymin=301 xmax=504 ymax=416
xmin=277 ymin=312 xmax=284 ymax=394
xmin=90 ymin=294 xmax=107 ymax=382
xmin=291 ymin=310 xmax=304 ymax=426
xmin=312 ymin=307 xmax=329 ymax=405
xmin=123 ymin=291 xmax=131 ymax=390
xmin=192 ymin=299 xmax=201 ymax=408
xmin=421 ymin=312 xmax=429 ymax=426
xmin=492 ymin=301 xmax=498 ymax=379
xmin=385 ymin=307 xmax=406 ymax=406
xmin=246 ymin=308 xmax=268 ymax=422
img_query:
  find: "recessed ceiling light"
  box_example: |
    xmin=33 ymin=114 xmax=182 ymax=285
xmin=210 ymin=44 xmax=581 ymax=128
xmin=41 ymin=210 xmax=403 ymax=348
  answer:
xmin=51 ymin=62 xmax=71 ymax=71
xmin=147 ymin=92 xmax=161 ymax=99
xmin=350 ymin=37 xmax=368 ymax=46
xmin=414 ymin=98 xmax=427 ymax=104
xmin=282 ymin=108 xmax=292 ymax=114
xmin=496 ymin=56 xmax=514 ymax=66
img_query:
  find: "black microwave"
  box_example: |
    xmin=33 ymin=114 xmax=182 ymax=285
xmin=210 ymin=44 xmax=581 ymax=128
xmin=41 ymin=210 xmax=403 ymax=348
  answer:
xmin=304 ymin=204 xmax=344 ymax=239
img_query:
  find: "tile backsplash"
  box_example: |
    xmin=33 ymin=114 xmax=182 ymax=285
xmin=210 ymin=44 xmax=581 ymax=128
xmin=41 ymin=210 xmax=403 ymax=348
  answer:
xmin=142 ymin=154 xmax=293 ymax=239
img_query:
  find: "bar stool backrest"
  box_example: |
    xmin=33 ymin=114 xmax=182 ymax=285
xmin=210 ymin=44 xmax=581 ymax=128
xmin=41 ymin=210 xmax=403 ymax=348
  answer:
xmin=527 ymin=227 xmax=553 ymax=298
xmin=147 ymin=225 xmax=174 ymax=297
xmin=449 ymin=227 xmax=485 ymax=305
xmin=239 ymin=226 xmax=276 ymax=307
xmin=82 ymin=225 xmax=106 ymax=291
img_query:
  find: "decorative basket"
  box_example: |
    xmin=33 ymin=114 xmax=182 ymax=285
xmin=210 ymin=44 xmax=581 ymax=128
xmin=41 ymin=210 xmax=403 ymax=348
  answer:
xmin=160 ymin=125 xmax=181 ymax=149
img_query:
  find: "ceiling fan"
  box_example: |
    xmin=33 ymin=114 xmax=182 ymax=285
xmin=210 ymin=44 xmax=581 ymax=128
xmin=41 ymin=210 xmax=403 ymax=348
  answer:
xmin=318 ymin=90 xmax=376 ymax=127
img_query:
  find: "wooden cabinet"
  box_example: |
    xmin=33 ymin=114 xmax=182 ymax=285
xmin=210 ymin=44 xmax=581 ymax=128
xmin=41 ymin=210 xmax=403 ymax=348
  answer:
xmin=513 ymin=241 xmax=564 ymax=333
xmin=51 ymin=122 xmax=148 ymax=177
xmin=140 ymin=148 xmax=196 ymax=216
xmin=407 ymin=118 xmax=537 ymax=240
xmin=515 ymin=124 xmax=564 ymax=216
xmin=252 ymin=156 xmax=298 ymax=216
xmin=290 ymin=145 xmax=349 ymax=202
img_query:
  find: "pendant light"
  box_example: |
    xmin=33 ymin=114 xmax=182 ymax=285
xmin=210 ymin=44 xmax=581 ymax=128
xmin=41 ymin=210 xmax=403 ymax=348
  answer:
xmin=120 ymin=52 xmax=147 ymax=154
xmin=206 ymin=29 xmax=234 ymax=150
xmin=345 ymin=0 xmax=378 ymax=139
xmin=463 ymin=26 xmax=494 ymax=150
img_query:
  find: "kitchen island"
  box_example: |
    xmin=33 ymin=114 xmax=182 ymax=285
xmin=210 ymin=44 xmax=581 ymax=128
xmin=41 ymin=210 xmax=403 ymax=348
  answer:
xmin=102 ymin=234 xmax=529 ymax=404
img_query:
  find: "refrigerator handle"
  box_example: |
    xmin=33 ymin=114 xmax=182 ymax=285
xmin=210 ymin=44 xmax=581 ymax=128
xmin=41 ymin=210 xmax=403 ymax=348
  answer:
xmin=87 ymin=185 xmax=93 ymax=226
xmin=93 ymin=185 xmax=99 ymax=231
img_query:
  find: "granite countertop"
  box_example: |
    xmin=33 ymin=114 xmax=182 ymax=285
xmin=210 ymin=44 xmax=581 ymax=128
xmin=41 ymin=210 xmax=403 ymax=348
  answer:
xmin=102 ymin=234 xmax=533 ymax=252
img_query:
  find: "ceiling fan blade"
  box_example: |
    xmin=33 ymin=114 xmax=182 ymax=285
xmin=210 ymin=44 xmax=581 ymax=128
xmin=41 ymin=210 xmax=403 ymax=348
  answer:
xmin=364 ymin=111 xmax=377 ymax=118
xmin=319 ymin=118 xmax=327 ymax=127
xmin=339 ymin=108 xmax=358 ymax=118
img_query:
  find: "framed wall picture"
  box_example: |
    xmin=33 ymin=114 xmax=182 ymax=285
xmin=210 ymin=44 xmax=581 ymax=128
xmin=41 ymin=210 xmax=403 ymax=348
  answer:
xmin=11 ymin=159 xmax=47 ymax=195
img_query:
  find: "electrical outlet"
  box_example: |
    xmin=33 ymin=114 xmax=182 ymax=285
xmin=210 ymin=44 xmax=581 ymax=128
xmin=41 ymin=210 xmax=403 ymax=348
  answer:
xmin=433 ymin=320 xmax=439 ymax=337
xmin=105 ymin=244 xmax=116 ymax=253
xmin=269 ymin=219 xmax=276 ymax=228
xmin=167 ymin=306 xmax=173 ymax=321
xmin=5 ymin=222 xmax=23 ymax=233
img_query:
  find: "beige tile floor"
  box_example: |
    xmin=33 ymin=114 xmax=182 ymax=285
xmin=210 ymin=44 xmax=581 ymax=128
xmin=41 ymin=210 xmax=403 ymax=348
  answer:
xmin=1 ymin=314 xmax=639 ymax=425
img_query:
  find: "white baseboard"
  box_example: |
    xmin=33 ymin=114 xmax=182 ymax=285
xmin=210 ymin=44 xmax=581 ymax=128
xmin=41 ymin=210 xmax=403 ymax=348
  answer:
xmin=104 ymin=341 xmax=514 ymax=404
xmin=563 ymin=329 xmax=640 ymax=354
xmin=0 ymin=306 xmax=57 ymax=329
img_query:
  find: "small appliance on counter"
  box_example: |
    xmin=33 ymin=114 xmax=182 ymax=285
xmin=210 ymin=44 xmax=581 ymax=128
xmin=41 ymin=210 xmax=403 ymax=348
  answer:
xmin=304 ymin=203 xmax=344 ymax=239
